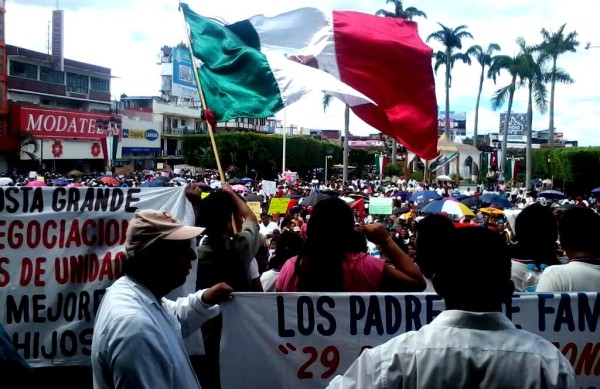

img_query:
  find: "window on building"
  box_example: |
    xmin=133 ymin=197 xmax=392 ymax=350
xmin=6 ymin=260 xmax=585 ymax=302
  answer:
xmin=171 ymin=118 xmax=178 ymax=128
xmin=40 ymin=67 xmax=64 ymax=84
xmin=90 ymin=77 xmax=109 ymax=92
xmin=9 ymin=61 xmax=38 ymax=80
xmin=66 ymin=72 xmax=89 ymax=94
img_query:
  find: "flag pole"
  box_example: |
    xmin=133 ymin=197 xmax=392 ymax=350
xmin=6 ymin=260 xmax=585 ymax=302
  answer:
xmin=180 ymin=5 xmax=226 ymax=184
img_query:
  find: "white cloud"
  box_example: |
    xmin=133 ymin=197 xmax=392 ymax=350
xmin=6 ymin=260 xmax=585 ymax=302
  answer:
xmin=5 ymin=0 xmax=599 ymax=146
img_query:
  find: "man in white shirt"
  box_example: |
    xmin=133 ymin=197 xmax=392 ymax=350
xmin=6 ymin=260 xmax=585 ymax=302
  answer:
xmin=327 ymin=227 xmax=575 ymax=389
xmin=92 ymin=209 xmax=233 ymax=389
xmin=537 ymin=207 xmax=600 ymax=292
xmin=259 ymin=213 xmax=279 ymax=246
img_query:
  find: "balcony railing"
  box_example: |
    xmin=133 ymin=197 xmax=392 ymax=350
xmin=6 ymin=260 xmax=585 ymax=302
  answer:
xmin=163 ymin=127 xmax=205 ymax=135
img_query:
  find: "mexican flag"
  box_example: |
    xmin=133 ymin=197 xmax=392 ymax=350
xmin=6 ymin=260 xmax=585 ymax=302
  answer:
xmin=430 ymin=152 xmax=459 ymax=173
xmin=181 ymin=4 xmax=438 ymax=159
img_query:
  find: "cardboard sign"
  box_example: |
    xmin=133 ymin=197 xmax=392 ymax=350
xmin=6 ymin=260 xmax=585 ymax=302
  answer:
xmin=268 ymin=198 xmax=291 ymax=215
xmin=368 ymin=197 xmax=393 ymax=215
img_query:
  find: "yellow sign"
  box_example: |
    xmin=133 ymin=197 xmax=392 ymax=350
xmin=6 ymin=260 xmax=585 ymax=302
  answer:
xmin=157 ymin=163 xmax=164 ymax=170
xmin=201 ymin=192 xmax=210 ymax=199
xmin=37 ymin=176 xmax=46 ymax=182
xmin=268 ymin=198 xmax=290 ymax=215
xmin=128 ymin=129 xmax=145 ymax=139
xmin=247 ymin=202 xmax=262 ymax=220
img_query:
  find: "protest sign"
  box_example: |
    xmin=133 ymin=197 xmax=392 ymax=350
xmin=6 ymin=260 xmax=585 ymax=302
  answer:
xmin=247 ymin=201 xmax=262 ymax=220
xmin=0 ymin=186 xmax=192 ymax=367
xmin=220 ymin=292 xmax=599 ymax=389
xmin=262 ymin=180 xmax=277 ymax=196
xmin=368 ymin=197 xmax=393 ymax=215
xmin=268 ymin=198 xmax=291 ymax=215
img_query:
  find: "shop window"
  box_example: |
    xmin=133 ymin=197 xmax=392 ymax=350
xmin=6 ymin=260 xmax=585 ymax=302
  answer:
xmin=40 ymin=67 xmax=64 ymax=84
xmin=9 ymin=61 xmax=37 ymax=80
xmin=66 ymin=72 xmax=89 ymax=94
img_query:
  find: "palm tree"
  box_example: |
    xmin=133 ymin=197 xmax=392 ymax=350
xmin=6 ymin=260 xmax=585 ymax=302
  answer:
xmin=375 ymin=0 xmax=427 ymax=20
xmin=427 ymin=24 xmax=473 ymax=140
xmin=516 ymin=37 xmax=548 ymax=190
xmin=323 ymin=94 xmax=350 ymax=182
xmin=376 ymin=0 xmax=427 ymax=163
xmin=466 ymin=43 xmax=501 ymax=150
xmin=488 ymin=47 xmax=529 ymax=179
xmin=536 ymin=24 xmax=579 ymax=147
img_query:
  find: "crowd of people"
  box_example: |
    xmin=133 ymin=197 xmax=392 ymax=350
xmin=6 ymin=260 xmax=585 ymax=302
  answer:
xmin=2 ymin=167 xmax=598 ymax=388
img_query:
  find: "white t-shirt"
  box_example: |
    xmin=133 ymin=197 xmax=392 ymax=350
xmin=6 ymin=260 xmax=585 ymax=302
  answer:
xmin=536 ymin=261 xmax=600 ymax=292
xmin=260 ymin=269 xmax=279 ymax=292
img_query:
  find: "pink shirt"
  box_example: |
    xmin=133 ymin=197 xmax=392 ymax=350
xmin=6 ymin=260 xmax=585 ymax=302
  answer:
xmin=275 ymin=252 xmax=385 ymax=292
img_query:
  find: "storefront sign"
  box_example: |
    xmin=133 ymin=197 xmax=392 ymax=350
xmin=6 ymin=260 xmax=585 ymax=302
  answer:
xmin=11 ymin=105 xmax=121 ymax=140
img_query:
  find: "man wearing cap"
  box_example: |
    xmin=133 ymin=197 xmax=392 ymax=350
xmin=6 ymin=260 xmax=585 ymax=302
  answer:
xmin=91 ymin=209 xmax=233 ymax=389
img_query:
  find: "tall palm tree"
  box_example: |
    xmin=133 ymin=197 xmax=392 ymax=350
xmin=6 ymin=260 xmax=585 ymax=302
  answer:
xmin=488 ymin=48 xmax=528 ymax=179
xmin=427 ymin=24 xmax=473 ymax=140
xmin=323 ymin=94 xmax=350 ymax=182
xmin=376 ymin=0 xmax=427 ymax=163
xmin=375 ymin=0 xmax=427 ymax=20
xmin=466 ymin=43 xmax=501 ymax=150
xmin=536 ymin=24 xmax=579 ymax=147
xmin=516 ymin=38 xmax=548 ymax=190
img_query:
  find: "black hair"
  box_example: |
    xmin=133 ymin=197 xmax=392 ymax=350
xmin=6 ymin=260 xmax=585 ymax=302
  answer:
xmin=415 ymin=214 xmax=456 ymax=279
xmin=294 ymin=198 xmax=355 ymax=291
xmin=559 ymin=207 xmax=600 ymax=254
xmin=514 ymin=203 xmax=559 ymax=267
xmin=269 ymin=231 xmax=304 ymax=270
xmin=196 ymin=190 xmax=235 ymax=235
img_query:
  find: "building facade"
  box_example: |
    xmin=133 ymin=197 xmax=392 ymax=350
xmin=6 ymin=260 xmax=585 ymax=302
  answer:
xmin=0 ymin=44 xmax=118 ymax=174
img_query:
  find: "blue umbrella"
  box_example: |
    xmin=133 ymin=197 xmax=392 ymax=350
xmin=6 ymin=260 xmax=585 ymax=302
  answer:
xmin=141 ymin=181 xmax=166 ymax=187
xmin=538 ymin=190 xmax=566 ymax=200
xmin=52 ymin=177 xmax=69 ymax=186
xmin=241 ymin=177 xmax=253 ymax=184
xmin=409 ymin=190 xmax=442 ymax=202
xmin=480 ymin=193 xmax=511 ymax=209
xmin=531 ymin=179 xmax=542 ymax=185
xmin=393 ymin=191 xmax=411 ymax=199
xmin=591 ymin=187 xmax=600 ymax=194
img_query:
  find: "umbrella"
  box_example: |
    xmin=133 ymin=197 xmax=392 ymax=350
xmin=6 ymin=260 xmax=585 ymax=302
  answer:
xmin=154 ymin=176 xmax=170 ymax=182
xmin=409 ymin=190 xmax=442 ymax=202
xmin=100 ymin=176 xmax=120 ymax=186
xmin=435 ymin=174 xmax=453 ymax=182
xmin=241 ymin=177 xmax=254 ymax=183
xmin=0 ymin=177 xmax=14 ymax=186
xmin=393 ymin=191 xmax=411 ymax=199
xmin=283 ymin=194 xmax=303 ymax=199
xmin=531 ymin=179 xmax=542 ymax=186
xmin=244 ymin=194 xmax=264 ymax=202
xmin=460 ymin=196 xmax=483 ymax=209
xmin=480 ymin=193 xmax=512 ymax=209
xmin=300 ymin=193 xmax=332 ymax=207
xmin=454 ymin=194 xmax=472 ymax=201
xmin=479 ymin=207 xmax=504 ymax=215
xmin=140 ymin=181 xmax=166 ymax=187
xmin=52 ymin=177 xmax=70 ymax=186
xmin=320 ymin=189 xmax=339 ymax=197
xmin=25 ymin=180 xmax=46 ymax=187
xmin=421 ymin=199 xmax=475 ymax=217
xmin=538 ymin=190 xmax=566 ymax=200
xmin=232 ymin=184 xmax=247 ymax=192
xmin=591 ymin=187 xmax=600 ymax=194
xmin=228 ymin=178 xmax=245 ymax=185
xmin=68 ymin=170 xmax=84 ymax=177
xmin=171 ymin=177 xmax=188 ymax=183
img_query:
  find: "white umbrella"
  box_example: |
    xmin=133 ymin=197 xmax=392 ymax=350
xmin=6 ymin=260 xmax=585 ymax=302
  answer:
xmin=0 ymin=177 xmax=14 ymax=186
xmin=435 ymin=175 xmax=453 ymax=182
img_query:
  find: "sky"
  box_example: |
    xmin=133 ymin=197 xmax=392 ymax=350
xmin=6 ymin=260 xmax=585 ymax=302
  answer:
xmin=5 ymin=0 xmax=600 ymax=146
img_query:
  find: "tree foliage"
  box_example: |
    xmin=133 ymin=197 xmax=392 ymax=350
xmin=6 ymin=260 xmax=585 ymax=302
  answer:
xmin=532 ymin=147 xmax=600 ymax=194
xmin=181 ymin=133 xmax=371 ymax=179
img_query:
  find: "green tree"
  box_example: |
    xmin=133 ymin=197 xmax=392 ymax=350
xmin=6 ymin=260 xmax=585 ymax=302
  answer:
xmin=427 ymin=24 xmax=473 ymax=138
xmin=536 ymin=24 xmax=579 ymax=147
xmin=376 ymin=0 xmax=427 ymax=164
xmin=517 ymin=37 xmax=552 ymax=190
xmin=488 ymin=47 xmax=528 ymax=178
xmin=375 ymin=0 xmax=427 ymax=20
xmin=466 ymin=43 xmax=501 ymax=150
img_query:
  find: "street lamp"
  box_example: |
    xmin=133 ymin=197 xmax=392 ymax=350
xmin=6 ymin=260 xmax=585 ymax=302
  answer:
xmin=585 ymin=42 xmax=600 ymax=49
xmin=325 ymin=155 xmax=333 ymax=186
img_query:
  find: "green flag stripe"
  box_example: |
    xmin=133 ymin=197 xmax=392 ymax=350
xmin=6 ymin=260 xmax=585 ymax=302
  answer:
xmin=181 ymin=4 xmax=284 ymax=122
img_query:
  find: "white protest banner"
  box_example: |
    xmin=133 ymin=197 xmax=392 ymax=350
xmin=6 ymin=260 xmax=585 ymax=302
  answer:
xmin=0 ymin=186 xmax=192 ymax=367
xmin=220 ymin=292 xmax=599 ymax=389
xmin=368 ymin=197 xmax=393 ymax=215
xmin=262 ymin=180 xmax=277 ymax=196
